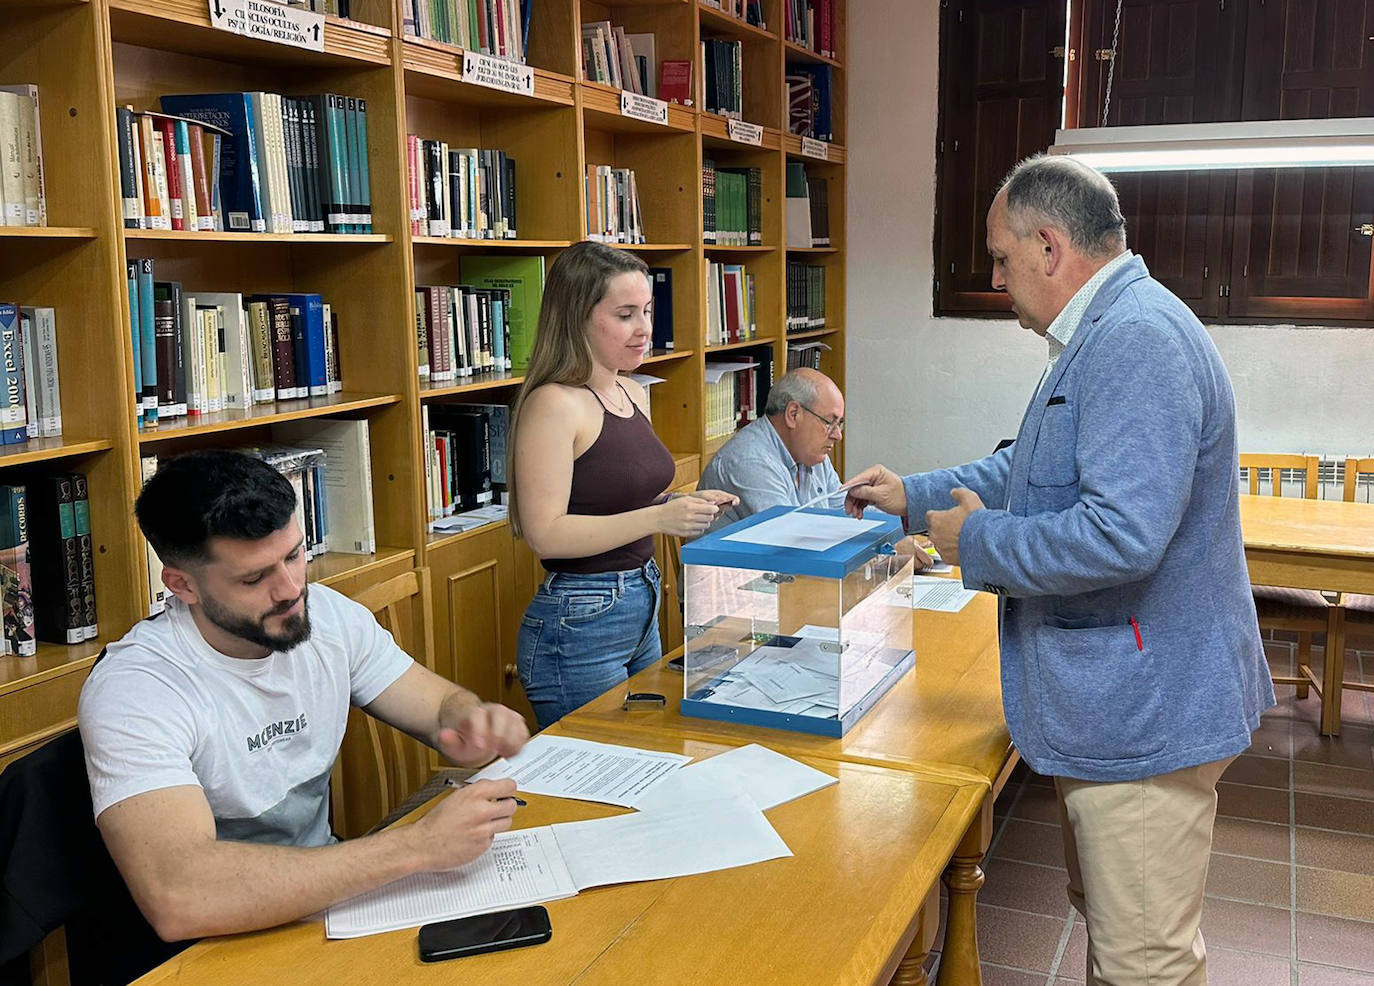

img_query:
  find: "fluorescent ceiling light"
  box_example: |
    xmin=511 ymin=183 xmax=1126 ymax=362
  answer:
xmin=1049 ymin=118 xmax=1374 ymax=172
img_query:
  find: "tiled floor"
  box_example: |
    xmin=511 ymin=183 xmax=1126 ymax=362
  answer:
xmin=924 ymin=638 xmax=1374 ymax=985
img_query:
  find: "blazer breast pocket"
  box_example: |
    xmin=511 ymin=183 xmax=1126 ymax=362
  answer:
xmin=1028 ymin=402 xmax=1079 ymax=489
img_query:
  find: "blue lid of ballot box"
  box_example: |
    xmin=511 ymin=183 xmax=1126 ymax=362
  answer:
xmin=681 ymin=506 xmax=904 ymax=579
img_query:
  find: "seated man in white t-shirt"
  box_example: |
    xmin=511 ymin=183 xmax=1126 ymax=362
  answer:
xmin=79 ymin=449 xmax=529 ymax=942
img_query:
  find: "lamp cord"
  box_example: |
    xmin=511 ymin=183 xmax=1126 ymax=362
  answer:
xmin=1102 ymin=0 xmax=1123 ymax=125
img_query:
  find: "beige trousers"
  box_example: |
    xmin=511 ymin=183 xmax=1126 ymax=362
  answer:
xmin=1054 ymin=756 xmax=1235 ymax=986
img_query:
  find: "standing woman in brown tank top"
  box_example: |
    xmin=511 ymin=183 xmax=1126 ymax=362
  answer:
xmin=507 ymin=242 xmax=739 ymax=729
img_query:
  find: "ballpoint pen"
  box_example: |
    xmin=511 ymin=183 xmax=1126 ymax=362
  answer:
xmin=446 ymin=777 xmax=527 ymax=806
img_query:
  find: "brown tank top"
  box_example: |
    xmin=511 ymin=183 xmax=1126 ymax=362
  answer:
xmin=542 ymin=383 xmax=676 ymax=574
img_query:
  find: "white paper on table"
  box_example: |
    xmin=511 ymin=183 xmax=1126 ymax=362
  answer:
xmin=722 ymin=512 xmax=883 ymax=552
xmin=432 ymin=504 xmax=510 ymax=532
xmin=470 ymin=734 xmax=691 ymax=808
xmin=551 ymin=795 xmax=792 ymax=891
xmin=324 ymin=827 xmax=576 ymax=939
xmin=634 ymin=744 xmax=837 ymax=813
xmin=882 ymin=575 xmax=979 ymax=613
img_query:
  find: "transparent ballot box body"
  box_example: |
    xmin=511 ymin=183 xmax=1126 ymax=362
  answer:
xmin=680 ymin=506 xmax=916 ymax=737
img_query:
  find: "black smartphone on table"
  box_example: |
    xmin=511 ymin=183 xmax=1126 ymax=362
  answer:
xmin=417 ymin=905 xmax=552 ymax=962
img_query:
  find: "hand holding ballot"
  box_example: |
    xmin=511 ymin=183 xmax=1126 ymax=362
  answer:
xmin=843 ymin=464 xmax=908 ymax=519
xmin=925 ymin=488 xmax=985 ymax=567
xmin=658 ymin=492 xmax=727 ymax=537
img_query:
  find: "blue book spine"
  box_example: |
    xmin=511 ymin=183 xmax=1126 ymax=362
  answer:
xmin=137 ymin=258 xmax=158 ymax=424
xmin=490 ymin=295 xmax=506 ymax=367
xmin=158 ymin=93 xmax=265 ymax=233
xmin=126 ymin=263 xmax=143 ymax=426
xmin=355 ymin=98 xmax=371 ymax=232
xmin=344 ymin=97 xmax=362 ymax=234
xmin=0 ymin=306 xmax=28 ymax=445
xmin=302 ymin=294 xmax=327 ymax=396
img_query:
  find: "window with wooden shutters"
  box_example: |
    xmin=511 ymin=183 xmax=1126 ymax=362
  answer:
xmin=934 ymin=0 xmax=1067 ymax=315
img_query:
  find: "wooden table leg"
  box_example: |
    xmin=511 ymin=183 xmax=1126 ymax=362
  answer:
xmin=1322 ymin=604 xmax=1347 ymax=736
xmin=934 ymin=796 xmax=993 ymax=986
xmin=890 ymin=884 xmax=941 ymax=986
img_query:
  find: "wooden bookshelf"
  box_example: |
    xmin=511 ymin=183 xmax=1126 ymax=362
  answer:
xmin=0 ymin=0 xmax=846 ymax=798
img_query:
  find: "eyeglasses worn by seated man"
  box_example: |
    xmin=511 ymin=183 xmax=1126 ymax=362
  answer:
xmin=797 ymin=403 xmax=845 ymax=435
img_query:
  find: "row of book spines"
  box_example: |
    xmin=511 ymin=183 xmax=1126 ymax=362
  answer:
xmin=151 ymin=92 xmax=371 ymax=236
xmin=116 ymin=109 xmax=223 ymax=233
xmin=126 ymin=263 xmax=342 ymax=427
xmin=296 ymin=0 xmax=352 ymax=16
xmin=704 ymin=365 xmax=761 ymax=440
xmin=0 ymin=304 xmax=62 ymax=446
xmin=0 ymin=85 xmax=47 ymax=227
xmin=702 ymin=163 xmax=762 ymax=246
xmin=406 ymin=140 xmax=517 ymax=240
xmin=786 ymin=64 xmax=834 ymax=142
xmin=0 ymin=475 xmax=97 ymax=654
xmin=786 ymin=262 xmax=827 ymax=331
xmin=701 ymin=39 xmax=743 ymax=120
xmin=784 ymin=0 xmax=837 ymax=59
xmin=404 ymin=0 xmax=530 ymax=62
xmin=416 ymin=285 xmax=512 ymax=381
xmin=581 ymin=22 xmax=657 ymax=98
xmin=706 ymin=262 xmax=758 ymax=347
xmin=421 ymin=402 xmax=505 ymax=524
xmin=585 ymin=165 xmax=645 ymax=245
xmin=701 ymin=0 xmax=767 ymax=28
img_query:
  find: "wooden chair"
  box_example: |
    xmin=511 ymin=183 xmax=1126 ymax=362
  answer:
xmin=330 ymin=567 xmax=437 ymax=840
xmin=1340 ymin=458 xmax=1374 ymax=696
xmin=1240 ymin=455 xmax=1331 ymax=702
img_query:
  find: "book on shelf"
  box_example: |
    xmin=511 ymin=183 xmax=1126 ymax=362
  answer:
xmin=706 ymin=262 xmax=757 ymax=346
xmin=785 ymin=0 xmax=836 ymax=58
xmin=581 ymin=23 xmax=656 ymax=97
xmin=647 ymin=267 xmax=674 ymax=352
xmin=26 ymin=474 xmax=83 ymax=646
xmin=406 ymin=139 xmax=517 ymax=240
xmin=404 ymin=0 xmax=531 ymax=63
xmin=787 ymin=261 xmax=826 ymax=332
xmin=0 ymin=85 xmax=46 ymax=227
xmin=424 ymin=403 xmax=496 ymax=526
xmin=148 ymin=93 xmax=372 ymax=235
xmin=787 ymin=339 xmax=829 ymax=371
xmin=702 ymin=0 xmax=766 ymax=26
xmin=702 ymin=162 xmax=760 ymax=247
xmin=127 ymin=260 xmax=343 ymax=426
xmin=70 ymin=472 xmax=97 ymax=640
xmin=627 ymin=373 xmax=666 ymax=418
xmin=701 ymin=39 xmax=743 ymax=120
xmin=786 ymin=64 xmax=833 ymax=141
xmin=585 ymin=165 xmax=645 ymax=245
xmin=785 ymin=160 xmax=810 ymax=248
xmin=659 ymin=59 xmax=693 ymax=106
xmin=415 ymin=285 xmax=513 ymax=381
xmin=704 ymin=358 xmax=760 ymax=441
xmin=0 ymin=485 xmax=35 ymax=656
xmin=458 ymin=254 xmax=545 ymax=372
xmin=139 ymin=456 xmax=165 ymax=616
xmin=0 ymin=304 xmax=62 ymax=444
xmin=0 ymin=303 xmax=30 ymax=446
xmin=271 ymin=419 xmax=377 ymax=555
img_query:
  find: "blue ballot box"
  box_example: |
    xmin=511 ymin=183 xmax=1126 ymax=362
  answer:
xmin=680 ymin=506 xmax=917 ymax=737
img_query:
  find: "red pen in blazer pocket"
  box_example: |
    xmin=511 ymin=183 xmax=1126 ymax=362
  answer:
xmin=1129 ymin=616 xmax=1144 ymax=652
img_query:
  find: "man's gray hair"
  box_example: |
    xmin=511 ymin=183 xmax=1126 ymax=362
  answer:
xmin=764 ymin=369 xmax=820 ymax=417
xmin=1000 ymin=154 xmax=1127 ymax=258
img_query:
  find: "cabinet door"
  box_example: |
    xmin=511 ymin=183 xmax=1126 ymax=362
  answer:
xmin=936 ymin=0 xmax=1067 ymax=314
xmin=1114 ymin=170 xmax=1231 ymax=318
xmin=1230 ymin=0 xmax=1374 ymax=319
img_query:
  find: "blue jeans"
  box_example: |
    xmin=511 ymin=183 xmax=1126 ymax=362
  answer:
xmin=516 ymin=559 xmax=662 ymax=729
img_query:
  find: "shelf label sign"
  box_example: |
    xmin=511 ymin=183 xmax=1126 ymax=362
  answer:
xmin=462 ymin=51 xmax=536 ymax=97
xmin=801 ymin=137 xmax=830 ymax=161
xmin=727 ymin=119 xmax=764 ymax=146
xmin=620 ymin=91 xmax=669 ymax=126
xmin=208 ymin=0 xmax=325 ymax=53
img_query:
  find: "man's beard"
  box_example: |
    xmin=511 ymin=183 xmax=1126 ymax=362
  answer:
xmin=200 ymin=586 xmax=312 ymax=652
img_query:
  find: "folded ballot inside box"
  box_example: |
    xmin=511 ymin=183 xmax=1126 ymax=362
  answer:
xmin=680 ymin=507 xmax=916 ymax=737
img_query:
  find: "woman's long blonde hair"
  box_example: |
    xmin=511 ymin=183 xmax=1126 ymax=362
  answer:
xmin=507 ymin=241 xmax=650 ymax=538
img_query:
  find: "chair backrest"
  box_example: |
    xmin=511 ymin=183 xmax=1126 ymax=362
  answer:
xmin=658 ymin=533 xmax=685 ymax=654
xmin=1238 ymin=454 xmax=1320 ymax=498
xmin=1345 ymin=458 xmax=1374 ymax=503
xmin=331 ymin=568 xmax=436 ymax=840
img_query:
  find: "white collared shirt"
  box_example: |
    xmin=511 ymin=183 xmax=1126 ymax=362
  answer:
xmin=1042 ymin=250 xmax=1135 ymax=378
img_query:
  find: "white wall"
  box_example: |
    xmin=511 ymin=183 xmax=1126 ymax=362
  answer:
xmin=845 ymin=0 xmax=1374 ymax=477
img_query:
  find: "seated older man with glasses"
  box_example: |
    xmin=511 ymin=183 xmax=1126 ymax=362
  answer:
xmin=697 ymin=367 xmax=848 ymax=535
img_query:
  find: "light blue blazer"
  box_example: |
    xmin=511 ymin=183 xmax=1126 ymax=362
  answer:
xmin=903 ymin=256 xmax=1274 ymax=782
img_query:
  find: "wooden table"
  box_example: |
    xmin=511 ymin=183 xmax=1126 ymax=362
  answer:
xmin=560 ymin=589 xmax=1014 ymax=986
xmin=1240 ymin=494 xmax=1374 ymax=734
xmin=135 ymin=729 xmax=985 ymax=986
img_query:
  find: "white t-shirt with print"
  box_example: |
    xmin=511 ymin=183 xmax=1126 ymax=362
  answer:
xmin=78 ymin=582 xmax=413 ymax=847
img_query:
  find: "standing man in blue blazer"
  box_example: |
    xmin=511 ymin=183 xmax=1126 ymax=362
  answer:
xmin=847 ymin=155 xmax=1274 ymax=985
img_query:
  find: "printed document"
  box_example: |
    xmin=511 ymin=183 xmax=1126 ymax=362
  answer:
xmin=324 ymin=827 xmax=576 ymax=939
xmin=470 ymin=734 xmax=691 ymax=808
xmin=883 ymin=575 xmax=979 ymax=613
xmin=632 ymin=744 xmax=837 ymax=813
xmin=722 ymin=512 xmax=883 ymax=552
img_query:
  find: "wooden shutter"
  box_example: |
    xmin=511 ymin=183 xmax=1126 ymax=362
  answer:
xmin=935 ymin=0 xmax=1067 ymax=315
